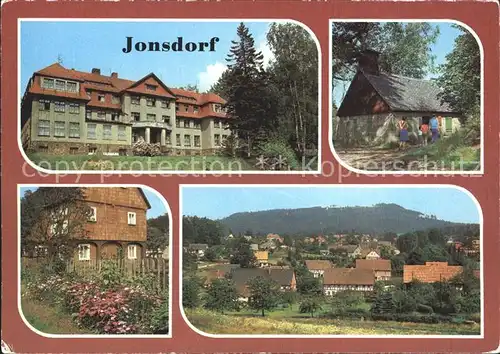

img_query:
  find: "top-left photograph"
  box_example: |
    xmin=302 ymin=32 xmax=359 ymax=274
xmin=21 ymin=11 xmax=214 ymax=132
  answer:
xmin=19 ymin=20 xmax=320 ymax=173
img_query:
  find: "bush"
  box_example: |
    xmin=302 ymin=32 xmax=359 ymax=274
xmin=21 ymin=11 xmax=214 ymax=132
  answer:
xmin=371 ymin=313 xmax=452 ymax=324
xmin=416 ymin=304 xmax=434 ymax=314
xmin=149 ymin=293 xmax=169 ymax=334
xmin=256 ymin=139 xmax=299 ymax=170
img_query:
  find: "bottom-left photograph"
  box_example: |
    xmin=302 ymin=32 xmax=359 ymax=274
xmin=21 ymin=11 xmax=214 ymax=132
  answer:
xmin=18 ymin=185 xmax=171 ymax=336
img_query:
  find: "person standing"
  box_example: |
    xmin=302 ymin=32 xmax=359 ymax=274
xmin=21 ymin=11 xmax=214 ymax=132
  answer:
xmin=430 ymin=115 xmax=439 ymax=143
xmin=417 ymin=125 xmax=424 ymax=146
xmin=398 ymin=117 xmax=409 ymax=150
xmin=420 ymin=121 xmax=429 ymax=146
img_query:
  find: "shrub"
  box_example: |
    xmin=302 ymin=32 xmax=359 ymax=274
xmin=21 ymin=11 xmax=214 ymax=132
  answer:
xmin=256 ymin=139 xmax=299 ymax=170
xmin=371 ymin=313 xmax=452 ymax=324
xmin=148 ymin=294 xmax=169 ymax=334
xmin=416 ymin=304 xmax=434 ymax=314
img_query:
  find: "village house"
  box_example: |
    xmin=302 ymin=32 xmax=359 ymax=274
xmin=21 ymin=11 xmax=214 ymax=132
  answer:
xmin=267 ymin=233 xmax=284 ymax=243
xmin=304 ymin=260 xmax=334 ymax=278
xmin=355 ymin=259 xmax=391 ymax=281
xmin=21 ymin=63 xmax=230 ymax=156
xmin=250 ymin=243 xmax=259 ymax=251
xmin=329 ymin=244 xmax=361 ymax=258
xmin=462 ymin=239 xmax=480 ymax=256
xmin=403 ymin=261 xmax=464 ymax=284
xmin=24 ymin=187 xmax=151 ymax=262
xmin=359 ymin=248 xmax=381 ymax=260
xmin=188 ymin=243 xmax=209 ymax=258
xmin=334 ymin=49 xmax=462 ymax=147
xmin=259 ymin=240 xmax=277 ymax=251
xmin=323 ymin=268 xmax=375 ymax=295
xmin=230 ymin=268 xmax=296 ymax=301
xmin=254 ymin=250 xmax=269 ymax=267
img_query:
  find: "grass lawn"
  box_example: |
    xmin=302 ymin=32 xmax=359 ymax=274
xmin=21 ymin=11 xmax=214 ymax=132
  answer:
xmin=27 ymin=153 xmax=255 ymax=171
xmin=401 ymin=134 xmax=480 ymax=171
xmin=21 ymin=296 xmax=90 ymax=334
xmin=186 ymin=308 xmax=481 ymax=335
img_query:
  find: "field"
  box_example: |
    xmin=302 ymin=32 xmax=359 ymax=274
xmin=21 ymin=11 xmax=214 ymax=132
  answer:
xmin=186 ymin=308 xmax=481 ymax=335
xmin=27 ymin=153 xmax=254 ymax=171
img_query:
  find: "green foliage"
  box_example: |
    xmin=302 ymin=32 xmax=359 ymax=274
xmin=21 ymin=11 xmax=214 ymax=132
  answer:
xmin=247 ymin=276 xmax=281 ymax=316
xmin=183 ymin=215 xmax=226 ymax=246
xmin=146 ymin=213 xmax=169 ymax=255
xmin=98 ymin=260 xmax=123 ymax=289
xmin=392 ymin=289 xmax=417 ymax=313
xmin=183 ymin=277 xmax=203 ymax=309
xmin=371 ymin=290 xmax=395 ymax=314
xmin=255 ymin=138 xmax=299 ymax=170
xmin=299 ymin=296 xmax=322 ymax=317
xmin=296 ymin=273 xmax=323 ymax=296
xmin=230 ymin=240 xmax=257 ymax=268
xmin=204 ymin=278 xmax=239 ymax=314
xmin=331 ymin=291 xmax=365 ymax=316
xmin=149 ymin=293 xmax=170 ymax=334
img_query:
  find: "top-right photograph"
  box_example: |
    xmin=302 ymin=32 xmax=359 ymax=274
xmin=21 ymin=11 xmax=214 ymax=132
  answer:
xmin=330 ymin=21 xmax=482 ymax=173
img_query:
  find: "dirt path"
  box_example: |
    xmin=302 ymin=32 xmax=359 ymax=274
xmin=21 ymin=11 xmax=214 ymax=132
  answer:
xmin=336 ymin=147 xmax=427 ymax=171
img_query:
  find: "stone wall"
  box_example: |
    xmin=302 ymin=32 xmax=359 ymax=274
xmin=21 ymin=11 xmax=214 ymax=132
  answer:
xmin=27 ymin=141 xmax=131 ymax=155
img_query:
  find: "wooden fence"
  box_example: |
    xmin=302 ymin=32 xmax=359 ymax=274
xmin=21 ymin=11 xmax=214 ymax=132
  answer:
xmin=22 ymin=256 xmax=169 ymax=292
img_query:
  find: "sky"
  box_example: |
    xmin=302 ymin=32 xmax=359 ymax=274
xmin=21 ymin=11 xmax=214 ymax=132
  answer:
xmin=20 ymin=21 xmax=274 ymax=93
xmin=19 ymin=187 xmax=168 ymax=219
xmin=182 ymin=186 xmax=480 ymax=224
xmin=332 ymin=22 xmax=464 ymax=106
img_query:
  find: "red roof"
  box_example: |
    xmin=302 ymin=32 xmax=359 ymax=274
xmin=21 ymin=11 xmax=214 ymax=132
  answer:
xmin=28 ymin=63 xmax=227 ymax=117
xmin=356 ymin=259 xmax=391 ymax=272
xmin=403 ymin=262 xmax=463 ymax=284
xmin=323 ymin=268 xmax=375 ymax=286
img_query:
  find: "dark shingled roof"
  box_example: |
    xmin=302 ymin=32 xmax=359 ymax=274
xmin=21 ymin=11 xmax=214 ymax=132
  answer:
xmin=323 ymin=268 xmax=375 ymax=286
xmin=362 ymin=70 xmax=459 ymax=114
xmin=230 ymin=268 xmax=295 ymax=296
xmin=305 ymin=260 xmax=334 ymax=271
xmin=355 ymin=259 xmax=391 ymax=272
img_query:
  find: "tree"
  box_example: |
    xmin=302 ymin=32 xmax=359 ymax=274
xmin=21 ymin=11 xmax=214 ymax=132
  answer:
xmin=21 ymin=187 xmax=92 ymax=263
xmin=180 ymin=84 xmax=199 ymax=93
xmin=297 ymin=273 xmax=323 ymax=296
xmin=204 ymin=278 xmax=239 ymax=314
xmin=299 ymin=296 xmax=322 ymax=318
xmin=247 ymin=276 xmax=281 ymax=316
xmin=146 ymin=213 xmax=169 ymax=256
xmin=281 ymin=290 xmax=299 ymax=310
xmin=371 ymin=290 xmax=395 ymax=314
xmin=331 ymin=291 xmax=364 ymax=315
xmin=203 ymin=247 xmax=218 ymax=262
xmin=183 ymin=277 xmax=202 ymax=309
xmin=182 ymin=216 xmax=225 ymax=246
xmin=392 ymin=289 xmax=417 ymax=313
xmin=230 ymin=241 xmax=257 ymax=268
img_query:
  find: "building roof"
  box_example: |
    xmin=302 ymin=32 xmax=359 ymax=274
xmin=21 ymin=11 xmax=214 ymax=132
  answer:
xmin=28 ymin=63 xmax=227 ymax=117
xmin=359 ymin=248 xmax=380 ymax=258
xmin=230 ymin=268 xmax=295 ymax=296
xmin=362 ymin=70 xmax=458 ymax=114
xmin=188 ymin=243 xmax=209 ymax=251
xmin=305 ymin=260 xmax=334 ymax=271
xmin=254 ymin=251 xmax=269 ymax=261
xmin=355 ymin=259 xmax=391 ymax=272
xmin=403 ymin=262 xmax=463 ymax=284
xmin=323 ymin=268 xmax=375 ymax=286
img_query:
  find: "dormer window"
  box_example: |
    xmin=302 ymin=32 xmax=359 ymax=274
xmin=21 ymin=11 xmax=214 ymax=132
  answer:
xmin=98 ymin=95 xmax=105 ymax=102
xmin=193 ymin=106 xmax=199 ymax=113
xmin=66 ymin=81 xmax=77 ymax=92
xmin=55 ymin=80 xmax=66 ymax=91
xmin=146 ymin=84 xmax=157 ymax=91
xmin=42 ymin=78 xmax=55 ymax=89
xmin=88 ymin=207 xmax=97 ymax=222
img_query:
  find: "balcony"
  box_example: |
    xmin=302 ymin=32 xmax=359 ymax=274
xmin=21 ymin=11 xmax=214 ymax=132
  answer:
xmin=132 ymin=121 xmax=172 ymax=130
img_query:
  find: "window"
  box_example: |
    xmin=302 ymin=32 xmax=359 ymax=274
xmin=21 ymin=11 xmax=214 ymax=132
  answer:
xmin=55 ymin=80 xmax=66 ymax=91
xmin=214 ymin=134 xmax=221 ymax=146
xmin=127 ymin=212 xmax=137 ymax=225
xmin=97 ymin=111 xmax=106 ymax=119
xmin=88 ymin=207 xmax=97 ymax=222
xmin=69 ymin=103 xmax=79 ymax=114
xmin=103 ymin=125 xmax=112 ymax=140
xmin=87 ymin=123 xmax=97 ymax=139
xmin=88 ymin=146 xmax=97 ymax=154
xmin=131 ymin=96 xmax=140 ymax=105
xmin=162 ymin=115 xmax=170 ymax=124
xmin=38 ymin=120 xmax=50 ymax=136
xmin=146 ymin=84 xmax=157 ymax=91
xmin=214 ymin=119 xmax=221 ymax=128
xmin=86 ymin=110 xmax=92 ymax=119
xmin=184 ymin=134 xmax=191 ymax=147
xmin=70 ymin=147 xmax=79 ymax=154
xmin=39 ymin=100 xmax=50 ymax=111
xmin=222 ymin=134 xmax=228 ymax=142
xmin=166 ymin=132 xmax=171 ymax=145
xmin=118 ymin=126 xmax=127 ymax=141
xmin=147 ymin=113 xmax=156 ymax=121
xmin=161 ymin=100 xmax=169 ymax=108
xmin=176 ymin=134 xmax=181 ymax=146
xmin=127 ymin=244 xmax=137 ymax=260
xmin=184 ymin=105 xmax=189 ymax=112
xmin=111 ymin=113 xmax=119 ymax=122
xmin=194 ymin=121 xmax=201 ymax=129
xmin=78 ymin=244 xmax=91 ymax=261
xmin=176 ymin=119 xmax=181 ymax=128
xmin=193 ymin=106 xmax=199 ymax=113
xmin=175 ymin=103 xmax=179 ymax=111
xmin=42 ymin=78 xmax=54 ymax=89
xmin=111 ymin=95 xmax=120 ymax=104
xmin=39 ymin=145 xmax=49 ymax=153
xmin=184 ymin=119 xmax=191 ymax=128
xmin=132 ymin=112 xmax=140 ymax=121
xmin=214 ymin=104 xmax=222 ymax=112
xmin=54 ymin=121 xmax=65 ymax=137
xmin=54 ymin=101 xmax=65 ymax=113
xmin=69 ymin=123 xmax=80 ymax=138
xmin=66 ymin=81 xmax=77 ymax=92
xmin=86 ymin=90 xmax=92 ymax=98
xmin=98 ymin=95 xmax=105 ymax=102
xmin=194 ymin=135 xmax=201 ymax=147
xmin=146 ymin=97 xmax=156 ymax=107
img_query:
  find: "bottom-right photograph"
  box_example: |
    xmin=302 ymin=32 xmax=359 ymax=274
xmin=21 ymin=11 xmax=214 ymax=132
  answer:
xmin=180 ymin=185 xmax=481 ymax=336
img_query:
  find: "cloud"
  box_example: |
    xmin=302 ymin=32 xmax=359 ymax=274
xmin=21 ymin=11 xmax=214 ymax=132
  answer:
xmin=198 ymin=62 xmax=228 ymax=92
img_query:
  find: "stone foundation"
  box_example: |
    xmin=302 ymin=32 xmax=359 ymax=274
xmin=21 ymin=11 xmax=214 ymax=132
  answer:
xmin=27 ymin=141 xmax=131 ymax=156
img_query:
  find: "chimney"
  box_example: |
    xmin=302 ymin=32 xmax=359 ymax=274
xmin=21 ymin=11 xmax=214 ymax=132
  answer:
xmin=91 ymin=68 xmax=101 ymax=75
xmin=111 ymin=72 xmax=118 ymax=78
xmin=358 ymin=49 xmax=380 ymax=75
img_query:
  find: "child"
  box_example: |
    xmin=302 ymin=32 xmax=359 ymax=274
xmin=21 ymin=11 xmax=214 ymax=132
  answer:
xmin=420 ymin=122 xmax=429 ymax=146
xmin=417 ymin=125 xmax=423 ymax=146
xmin=398 ymin=117 xmax=409 ymax=150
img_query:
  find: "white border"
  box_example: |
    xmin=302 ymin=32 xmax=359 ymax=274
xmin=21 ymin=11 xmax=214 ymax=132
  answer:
xmin=179 ymin=184 xmax=484 ymax=339
xmin=328 ymin=19 xmax=485 ymax=175
xmin=17 ymin=184 xmax=173 ymax=338
xmin=17 ymin=18 xmax=322 ymax=175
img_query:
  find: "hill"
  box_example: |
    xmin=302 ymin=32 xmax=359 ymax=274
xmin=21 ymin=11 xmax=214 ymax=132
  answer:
xmin=219 ymin=203 xmax=473 ymax=236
